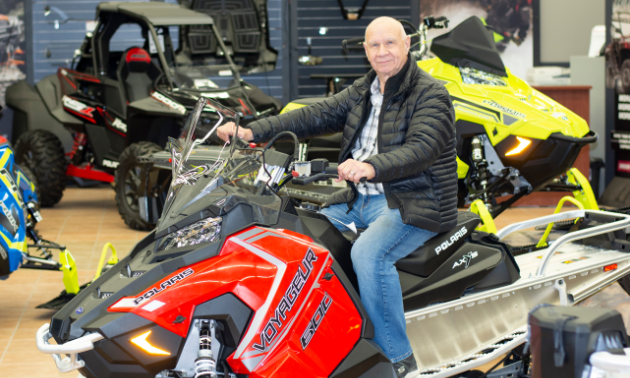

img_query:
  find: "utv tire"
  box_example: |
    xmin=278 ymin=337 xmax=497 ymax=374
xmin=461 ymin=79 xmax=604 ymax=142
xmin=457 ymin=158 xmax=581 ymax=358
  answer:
xmin=14 ymin=130 xmax=66 ymax=207
xmin=115 ymin=142 xmax=161 ymax=231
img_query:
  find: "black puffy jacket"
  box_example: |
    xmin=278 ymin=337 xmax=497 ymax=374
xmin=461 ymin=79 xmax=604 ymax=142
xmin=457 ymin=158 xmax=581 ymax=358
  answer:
xmin=248 ymin=56 xmax=458 ymax=233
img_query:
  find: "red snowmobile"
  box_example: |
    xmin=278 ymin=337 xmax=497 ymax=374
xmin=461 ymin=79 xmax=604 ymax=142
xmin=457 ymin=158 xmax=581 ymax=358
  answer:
xmin=35 ymin=98 xmax=630 ymax=378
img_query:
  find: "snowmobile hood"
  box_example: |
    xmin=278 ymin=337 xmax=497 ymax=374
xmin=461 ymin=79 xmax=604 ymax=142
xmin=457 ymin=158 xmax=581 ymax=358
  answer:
xmin=418 ymin=58 xmax=591 ymax=143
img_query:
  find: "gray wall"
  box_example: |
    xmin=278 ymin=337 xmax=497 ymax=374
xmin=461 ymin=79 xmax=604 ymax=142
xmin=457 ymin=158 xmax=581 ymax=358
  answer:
xmin=29 ymin=0 xmax=285 ymax=101
xmin=539 ymin=0 xmax=605 ymax=64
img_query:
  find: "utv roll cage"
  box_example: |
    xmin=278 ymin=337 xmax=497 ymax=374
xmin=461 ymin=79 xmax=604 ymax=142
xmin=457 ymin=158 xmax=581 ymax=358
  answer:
xmin=75 ymin=2 xmax=242 ymax=90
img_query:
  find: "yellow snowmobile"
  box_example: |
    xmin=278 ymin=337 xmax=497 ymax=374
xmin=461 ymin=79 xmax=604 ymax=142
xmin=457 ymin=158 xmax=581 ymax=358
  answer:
xmin=281 ymin=16 xmax=598 ymax=235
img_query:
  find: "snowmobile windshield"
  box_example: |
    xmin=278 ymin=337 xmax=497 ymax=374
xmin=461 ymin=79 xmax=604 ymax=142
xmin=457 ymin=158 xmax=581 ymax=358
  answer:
xmin=161 ymin=96 xmax=271 ymax=219
xmin=162 ymin=97 xmax=237 ymax=212
xmin=430 ymin=16 xmax=507 ymax=77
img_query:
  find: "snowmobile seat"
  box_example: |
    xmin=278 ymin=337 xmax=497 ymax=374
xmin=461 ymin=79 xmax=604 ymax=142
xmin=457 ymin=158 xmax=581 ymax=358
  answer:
xmin=116 ymin=47 xmax=163 ymax=103
xmin=395 ymin=212 xmax=481 ymax=277
xmin=339 ymin=212 xmax=481 ymax=278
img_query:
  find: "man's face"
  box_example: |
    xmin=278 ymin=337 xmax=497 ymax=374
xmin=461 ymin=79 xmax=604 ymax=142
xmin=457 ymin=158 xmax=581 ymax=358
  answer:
xmin=364 ymin=22 xmax=410 ymax=79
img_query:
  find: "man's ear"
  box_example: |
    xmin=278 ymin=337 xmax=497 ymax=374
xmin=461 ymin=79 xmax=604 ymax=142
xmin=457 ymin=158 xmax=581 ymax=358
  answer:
xmin=405 ymin=35 xmax=411 ymax=50
xmin=363 ymin=41 xmax=370 ymax=61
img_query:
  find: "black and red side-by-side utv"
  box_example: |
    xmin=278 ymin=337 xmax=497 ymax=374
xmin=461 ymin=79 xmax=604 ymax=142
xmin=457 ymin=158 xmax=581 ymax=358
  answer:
xmin=5 ymin=1 xmax=281 ymax=217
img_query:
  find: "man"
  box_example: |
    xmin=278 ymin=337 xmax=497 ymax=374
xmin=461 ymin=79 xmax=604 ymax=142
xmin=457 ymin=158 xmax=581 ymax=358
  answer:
xmin=217 ymin=17 xmax=457 ymax=378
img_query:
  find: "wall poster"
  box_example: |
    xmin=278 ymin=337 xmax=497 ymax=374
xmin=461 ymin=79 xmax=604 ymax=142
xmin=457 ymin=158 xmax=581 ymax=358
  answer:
xmin=420 ymin=0 xmax=533 ymax=80
xmin=606 ymin=0 xmax=630 ymax=176
xmin=0 ymin=0 xmax=24 ymax=108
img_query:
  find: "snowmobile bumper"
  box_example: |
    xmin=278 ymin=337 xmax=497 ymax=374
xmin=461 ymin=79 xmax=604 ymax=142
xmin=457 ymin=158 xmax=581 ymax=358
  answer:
xmin=36 ymin=323 xmax=103 ymax=373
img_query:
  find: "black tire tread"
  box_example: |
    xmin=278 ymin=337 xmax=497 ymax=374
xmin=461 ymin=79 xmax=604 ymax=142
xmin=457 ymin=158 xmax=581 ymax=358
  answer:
xmin=115 ymin=142 xmax=161 ymax=231
xmin=14 ymin=130 xmax=66 ymax=207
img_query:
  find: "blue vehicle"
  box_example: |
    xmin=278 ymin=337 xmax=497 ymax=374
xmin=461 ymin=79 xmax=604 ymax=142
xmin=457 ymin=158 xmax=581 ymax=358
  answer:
xmin=0 ymin=125 xmax=120 ymax=310
xmin=0 ymin=133 xmax=65 ymax=279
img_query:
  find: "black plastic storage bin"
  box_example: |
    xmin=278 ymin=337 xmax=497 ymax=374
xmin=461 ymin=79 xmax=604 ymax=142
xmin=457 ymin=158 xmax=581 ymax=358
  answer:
xmin=529 ymin=305 xmax=628 ymax=378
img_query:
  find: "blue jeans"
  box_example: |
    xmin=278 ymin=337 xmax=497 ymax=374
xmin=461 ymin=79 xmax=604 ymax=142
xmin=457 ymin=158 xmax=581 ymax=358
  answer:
xmin=321 ymin=193 xmax=436 ymax=363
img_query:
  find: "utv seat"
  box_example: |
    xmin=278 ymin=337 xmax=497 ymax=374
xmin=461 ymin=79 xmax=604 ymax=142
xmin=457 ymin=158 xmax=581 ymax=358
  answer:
xmin=342 ymin=211 xmax=481 ymax=277
xmin=116 ymin=47 xmax=163 ymax=103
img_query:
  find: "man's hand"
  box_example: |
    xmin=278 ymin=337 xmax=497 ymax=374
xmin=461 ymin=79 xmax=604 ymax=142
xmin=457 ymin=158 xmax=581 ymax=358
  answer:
xmin=216 ymin=122 xmax=254 ymax=143
xmin=336 ymin=159 xmax=376 ymax=184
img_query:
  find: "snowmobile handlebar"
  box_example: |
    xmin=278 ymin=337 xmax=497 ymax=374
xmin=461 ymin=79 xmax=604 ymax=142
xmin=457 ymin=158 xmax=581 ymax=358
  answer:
xmin=291 ymin=160 xmax=366 ymax=186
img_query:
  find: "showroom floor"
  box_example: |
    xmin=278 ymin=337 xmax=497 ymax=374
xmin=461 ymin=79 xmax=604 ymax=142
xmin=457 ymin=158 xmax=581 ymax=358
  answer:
xmin=0 ymin=186 xmax=629 ymax=377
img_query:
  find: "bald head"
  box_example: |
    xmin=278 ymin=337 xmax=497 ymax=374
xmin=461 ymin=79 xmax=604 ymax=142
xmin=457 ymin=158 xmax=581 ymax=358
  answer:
xmin=365 ymin=17 xmax=406 ymax=40
xmin=363 ymin=17 xmax=411 ymax=89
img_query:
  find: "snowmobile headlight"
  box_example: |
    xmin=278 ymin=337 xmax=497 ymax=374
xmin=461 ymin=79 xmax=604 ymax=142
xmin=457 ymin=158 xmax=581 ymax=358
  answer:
xmin=459 ymin=67 xmax=507 ymax=86
xmin=131 ymin=331 xmax=170 ymax=356
xmin=505 ymin=137 xmax=532 ymax=156
xmin=158 ymin=217 xmax=221 ymax=251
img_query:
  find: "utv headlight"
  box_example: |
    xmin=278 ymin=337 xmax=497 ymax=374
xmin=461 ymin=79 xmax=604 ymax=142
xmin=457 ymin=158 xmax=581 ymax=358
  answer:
xmin=159 ymin=217 xmax=221 ymax=250
xmin=460 ymin=67 xmax=507 ymax=86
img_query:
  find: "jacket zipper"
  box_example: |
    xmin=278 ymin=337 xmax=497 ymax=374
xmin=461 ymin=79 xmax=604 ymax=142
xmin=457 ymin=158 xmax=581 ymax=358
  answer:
xmin=379 ymin=94 xmax=402 ymax=209
xmin=343 ymin=91 xmax=372 ymax=212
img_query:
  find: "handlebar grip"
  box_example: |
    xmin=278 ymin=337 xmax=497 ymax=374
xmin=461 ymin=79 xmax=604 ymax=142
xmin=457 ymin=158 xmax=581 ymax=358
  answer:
xmin=342 ymin=37 xmax=365 ymax=53
xmin=292 ymin=173 xmax=337 ymax=186
xmin=324 ymin=166 xmax=338 ymax=174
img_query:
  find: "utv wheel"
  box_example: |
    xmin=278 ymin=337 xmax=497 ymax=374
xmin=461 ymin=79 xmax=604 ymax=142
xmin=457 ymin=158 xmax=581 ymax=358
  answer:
xmin=14 ymin=130 xmax=66 ymax=207
xmin=620 ymin=60 xmax=630 ymax=94
xmin=115 ymin=142 xmax=161 ymax=231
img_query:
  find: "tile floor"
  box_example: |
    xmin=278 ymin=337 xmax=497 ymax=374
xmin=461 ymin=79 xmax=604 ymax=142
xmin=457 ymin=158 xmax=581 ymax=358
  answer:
xmin=0 ymin=187 xmax=628 ymax=377
xmin=0 ymin=186 xmax=147 ymax=378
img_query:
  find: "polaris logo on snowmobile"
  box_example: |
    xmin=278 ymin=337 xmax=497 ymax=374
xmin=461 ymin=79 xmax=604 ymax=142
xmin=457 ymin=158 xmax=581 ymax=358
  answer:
xmin=300 ymin=292 xmax=332 ymax=350
xmin=102 ymin=159 xmax=119 ymax=169
xmin=133 ymin=268 xmax=194 ymax=305
xmin=482 ymin=100 xmax=526 ymax=120
xmin=252 ymin=249 xmax=318 ymax=352
xmin=435 ymin=226 xmax=468 ymax=255
xmin=111 ymin=118 xmax=127 ymax=133
xmin=151 ymin=91 xmax=186 ymax=114
xmin=452 ymin=251 xmax=478 ymax=269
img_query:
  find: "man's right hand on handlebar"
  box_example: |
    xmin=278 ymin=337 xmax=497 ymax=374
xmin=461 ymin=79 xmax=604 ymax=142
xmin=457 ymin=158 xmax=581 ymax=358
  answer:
xmin=216 ymin=122 xmax=254 ymax=143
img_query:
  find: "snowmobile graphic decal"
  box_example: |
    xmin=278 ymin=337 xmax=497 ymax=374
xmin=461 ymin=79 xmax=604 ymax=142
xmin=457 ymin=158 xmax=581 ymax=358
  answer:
xmin=452 ymin=251 xmax=479 ymax=269
xmin=482 ymin=100 xmax=527 ymax=120
xmin=252 ymin=248 xmax=318 ymax=352
xmin=301 ymin=292 xmax=333 ymax=350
